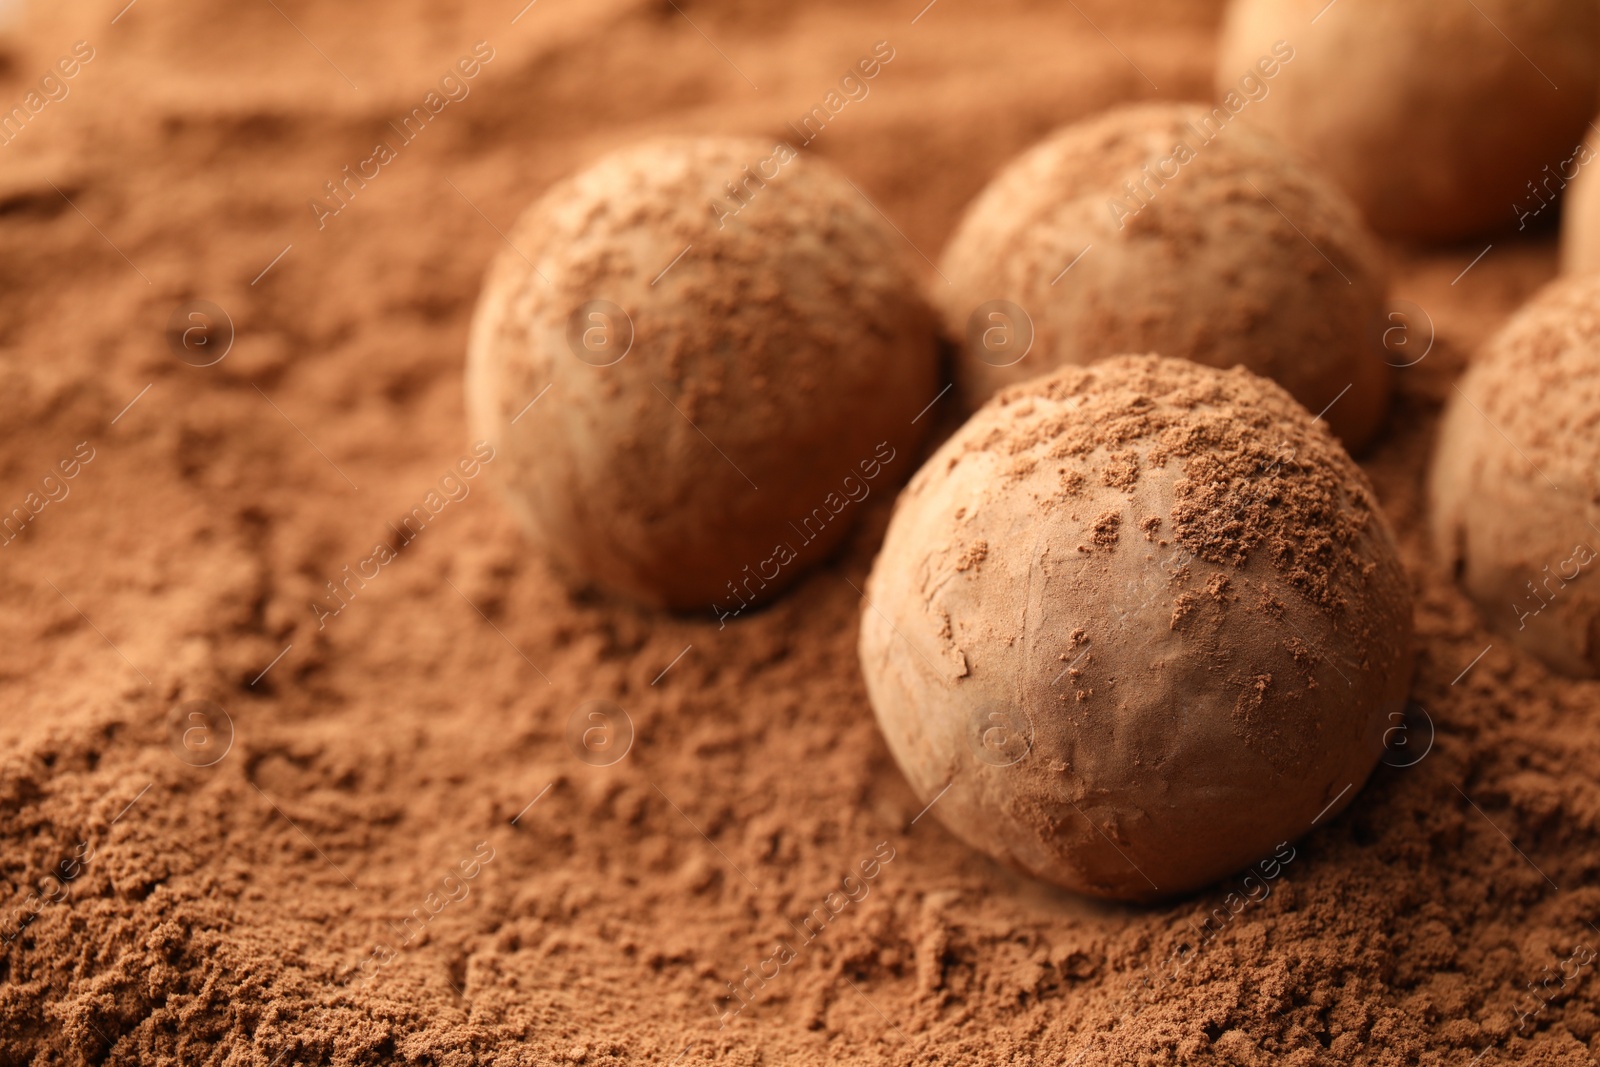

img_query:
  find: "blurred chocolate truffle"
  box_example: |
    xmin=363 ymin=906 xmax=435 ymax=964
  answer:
xmin=1561 ymin=129 xmax=1600 ymax=275
xmin=938 ymin=103 xmax=1391 ymax=451
xmin=1218 ymin=0 xmax=1600 ymax=240
xmin=467 ymin=137 xmax=939 ymax=612
xmin=1431 ymin=275 xmax=1600 ymax=677
xmin=859 ymin=355 xmax=1413 ymax=901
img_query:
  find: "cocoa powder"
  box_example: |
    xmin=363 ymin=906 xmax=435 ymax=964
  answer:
xmin=0 ymin=1 xmax=1595 ymax=1064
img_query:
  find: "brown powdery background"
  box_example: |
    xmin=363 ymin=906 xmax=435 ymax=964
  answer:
xmin=0 ymin=0 xmax=1597 ymax=1064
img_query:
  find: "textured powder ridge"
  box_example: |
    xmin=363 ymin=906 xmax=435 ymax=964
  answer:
xmin=858 ymin=355 xmax=1413 ymax=900
xmin=938 ymin=102 xmax=1392 ymax=450
xmin=1431 ymin=274 xmax=1600 ymax=677
xmin=1219 ymin=0 xmax=1600 ymax=240
xmin=4 ymin=0 xmax=1600 ymax=1064
xmin=467 ymin=135 xmax=939 ymax=612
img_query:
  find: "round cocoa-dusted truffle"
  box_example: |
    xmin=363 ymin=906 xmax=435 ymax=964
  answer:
xmin=1561 ymin=130 xmax=1600 ymax=276
xmin=467 ymin=137 xmax=940 ymax=612
xmin=938 ymin=103 xmax=1391 ymax=451
xmin=1431 ymin=276 xmax=1600 ymax=678
xmin=858 ymin=355 xmax=1413 ymax=901
xmin=1218 ymin=0 xmax=1600 ymax=241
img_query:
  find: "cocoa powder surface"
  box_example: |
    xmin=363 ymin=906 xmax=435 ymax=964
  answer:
xmin=0 ymin=2 xmax=1596 ymax=1066
xmin=980 ymin=357 xmax=1381 ymax=609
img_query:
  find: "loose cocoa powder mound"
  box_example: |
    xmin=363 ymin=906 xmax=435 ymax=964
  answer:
xmin=1 ymin=2 xmax=1597 ymax=1066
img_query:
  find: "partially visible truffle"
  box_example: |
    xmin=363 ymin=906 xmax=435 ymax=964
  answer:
xmin=859 ymin=355 xmax=1413 ymax=901
xmin=1431 ymin=276 xmax=1600 ymax=678
xmin=1561 ymin=129 xmax=1600 ymax=276
xmin=938 ymin=103 xmax=1391 ymax=451
xmin=1218 ymin=0 xmax=1600 ymax=240
xmin=467 ymin=137 xmax=940 ymax=612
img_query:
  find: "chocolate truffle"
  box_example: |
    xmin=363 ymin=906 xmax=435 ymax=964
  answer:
xmin=858 ymin=355 xmax=1413 ymax=901
xmin=1431 ymin=276 xmax=1600 ymax=678
xmin=467 ymin=137 xmax=939 ymax=612
xmin=1218 ymin=0 xmax=1600 ymax=240
xmin=938 ymin=103 xmax=1391 ymax=451
xmin=1561 ymin=130 xmax=1600 ymax=276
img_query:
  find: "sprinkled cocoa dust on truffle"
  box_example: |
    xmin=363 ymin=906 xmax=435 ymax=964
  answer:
xmin=939 ymin=102 xmax=1392 ymax=450
xmin=467 ymin=136 xmax=939 ymax=612
xmin=977 ymin=356 xmax=1380 ymax=608
xmin=1432 ymin=273 xmax=1600 ymax=677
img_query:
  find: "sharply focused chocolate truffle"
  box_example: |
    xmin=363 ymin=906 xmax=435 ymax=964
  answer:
xmin=1431 ymin=276 xmax=1600 ymax=678
xmin=938 ymin=103 xmax=1391 ymax=451
xmin=858 ymin=356 xmax=1413 ymax=901
xmin=1218 ymin=0 xmax=1600 ymax=240
xmin=467 ymin=137 xmax=939 ymax=612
